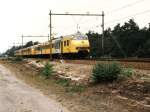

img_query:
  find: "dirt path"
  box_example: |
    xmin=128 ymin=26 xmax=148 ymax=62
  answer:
xmin=0 ymin=64 xmax=69 ymax=112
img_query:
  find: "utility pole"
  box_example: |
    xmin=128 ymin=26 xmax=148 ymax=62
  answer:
xmin=101 ymin=11 xmax=105 ymax=56
xmin=22 ymin=34 xmax=23 ymax=48
xmin=21 ymin=35 xmax=24 ymax=57
xmin=49 ymin=11 xmax=104 ymax=58
xmin=49 ymin=10 xmax=53 ymax=60
xmin=77 ymin=24 xmax=80 ymax=32
xmin=48 ymin=34 xmax=49 ymax=41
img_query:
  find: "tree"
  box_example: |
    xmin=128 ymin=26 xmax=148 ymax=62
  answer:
xmin=24 ymin=41 xmax=34 ymax=48
xmin=86 ymin=19 xmax=150 ymax=58
xmin=4 ymin=41 xmax=39 ymax=57
xmin=34 ymin=41 xmax=39 ymax=45
xmin=5 ymin=46 xmax=18 ymax=56
xmin=111 ymin=19 xmax=141 ymax=57
xmin=86 ymin=31 xmax=103 ymax=57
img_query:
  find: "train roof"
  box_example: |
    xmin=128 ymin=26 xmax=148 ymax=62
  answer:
xmin=62 ymin=32 xmax=88 ymax=39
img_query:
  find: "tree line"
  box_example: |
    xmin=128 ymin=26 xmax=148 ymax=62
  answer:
xmin=4 ymin=41 xmax=39 ymax=56
xmin=87 ymin=19 xmax=150 ymax=58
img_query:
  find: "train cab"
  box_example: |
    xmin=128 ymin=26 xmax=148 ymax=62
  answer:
xmin=61 ymin=32 xmax=90 ymax=57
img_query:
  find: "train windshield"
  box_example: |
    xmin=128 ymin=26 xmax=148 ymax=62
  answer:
xmin=73 ymin=33 xmax=88 ymax=40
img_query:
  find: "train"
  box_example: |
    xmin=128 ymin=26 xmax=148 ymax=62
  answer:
xmin=14 ymin=32 xmax=90 ymax=58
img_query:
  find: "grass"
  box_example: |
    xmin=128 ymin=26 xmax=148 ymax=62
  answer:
xmin=55 ymin=78 xmax=70 ymax=87
xmin=66 ymin=84 xmax=86 ymax=93
xmin=8 ymin=56 xmax=23 ymax=63
xmin=120 ymin=67 xmax=134 ymax=78
xmin=55 ymin=78 xmax=86 ymax=93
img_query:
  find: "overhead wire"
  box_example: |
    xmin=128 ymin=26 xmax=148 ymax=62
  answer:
xmin=53 ymin=1 xmax=148 ymax=34
xmin=106 ymin=9 xmax=150 ymax=25
xmin=106 ymin=0 xmax=147 ymax=15
xmin=78 ymin=0 xmax=147 ymax=30
xmin=91 ymin=9 xmax=150 ymax=30
xmin=79 ymin=0 xmax=146 ymax=25
xmin=71 ymin=16 xmax=84 ymax=31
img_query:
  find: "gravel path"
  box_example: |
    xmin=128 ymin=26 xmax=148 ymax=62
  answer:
xmin=0 ymin=64 xmax=69 ymax=112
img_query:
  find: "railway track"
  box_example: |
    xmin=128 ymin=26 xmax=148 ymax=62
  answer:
xmin=6 ymin=57 xmax=150 ymax=70
xmin=83 ymin=58 xmax=150 ymax=63
xmin=53 ymin=58 xmax=150 ymax=70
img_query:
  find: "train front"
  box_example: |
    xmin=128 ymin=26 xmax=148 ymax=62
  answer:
xmin=71 ymin=32 xmax=90 ymax=58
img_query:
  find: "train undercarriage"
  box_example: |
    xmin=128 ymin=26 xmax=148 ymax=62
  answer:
xmin=20 ymin=50 xmax=89 ymax=59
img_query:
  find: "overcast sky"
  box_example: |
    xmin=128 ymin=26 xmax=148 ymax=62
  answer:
xmin=0 ymin=0 xmax=150 ymax=53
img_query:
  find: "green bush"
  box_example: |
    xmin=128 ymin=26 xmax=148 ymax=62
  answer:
xmin=91 ymin=62 xmax=122 ymax=83
xmin=15 ymin=56 xmax=23 ymax=61
xmin=42 ymin=62 xmax=53 ymax=78
xmin=11 ymin=56 xmax=23 ymax=62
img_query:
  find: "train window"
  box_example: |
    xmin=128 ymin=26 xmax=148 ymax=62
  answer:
xmin=67 ymin=40 xmax=69 ymax=46
xmin=73 ymin=34 xmax=88 ymax=40
xmin=53 ymin=39 xmax=61 ymax=49
xmin=36 ymin=47 xmax=41 ymax=50
xmin=64 ymin=41 xmax=66 ymax=46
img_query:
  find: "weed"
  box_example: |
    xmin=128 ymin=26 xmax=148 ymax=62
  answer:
xmin=55 ymin=78 xmax=70 ymax=87
xmin=55 ymin=78 xmax=86 ymax=93
xmin=42 ymin=62 xmax=53 ymax=78
xmin=10 ymin=57 xmax=23 ymax=63
xmin=66 ymin=85 xmax=86 ymax=93
xmin=120 ymin=67 xmax=134 ymax=78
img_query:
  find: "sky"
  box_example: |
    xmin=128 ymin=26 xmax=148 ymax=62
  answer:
xmin=0 ymin=0 xmax=150 ymax=53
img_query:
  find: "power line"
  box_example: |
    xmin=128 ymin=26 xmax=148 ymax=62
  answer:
xmin=107 ymin=0 xmax=146 ymax=15
xmin=71 ymin=16 xmax=84 ymax=32
xmin=78 ymin=0 xmax=146 ymax=25
xmin=63 ymin=0 xmax=147 ymax=28
xmin=106 ymin=9 xmax=150 ymax=24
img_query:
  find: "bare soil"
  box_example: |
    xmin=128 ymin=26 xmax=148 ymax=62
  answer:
xmin=62 ymin=59 xmax=150 ymax=70
xmin=0 ymin=62 xmax=69 ymax=112
xmin=0 ymin=59 xmax=150 ymax=112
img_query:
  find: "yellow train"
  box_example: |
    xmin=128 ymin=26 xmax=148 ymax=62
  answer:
xmin=14 ymin=32 xmax=90 ymax=58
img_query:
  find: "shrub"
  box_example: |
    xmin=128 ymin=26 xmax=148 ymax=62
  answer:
xmin=11 ymin=56 xmax=23 ymax=62
xmin=14 ymin=56 xmax=23 ymax=61
xmin=42 ymin=62 xmax=53 ymax=78
xmin=91 ymin=62 xmax=122 ymax=83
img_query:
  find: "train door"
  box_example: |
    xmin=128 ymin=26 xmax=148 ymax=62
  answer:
xmin=61 ymin=41 xmax=63 ymax=54
xmin=54 ymin=39 xmax=61 ymax=54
